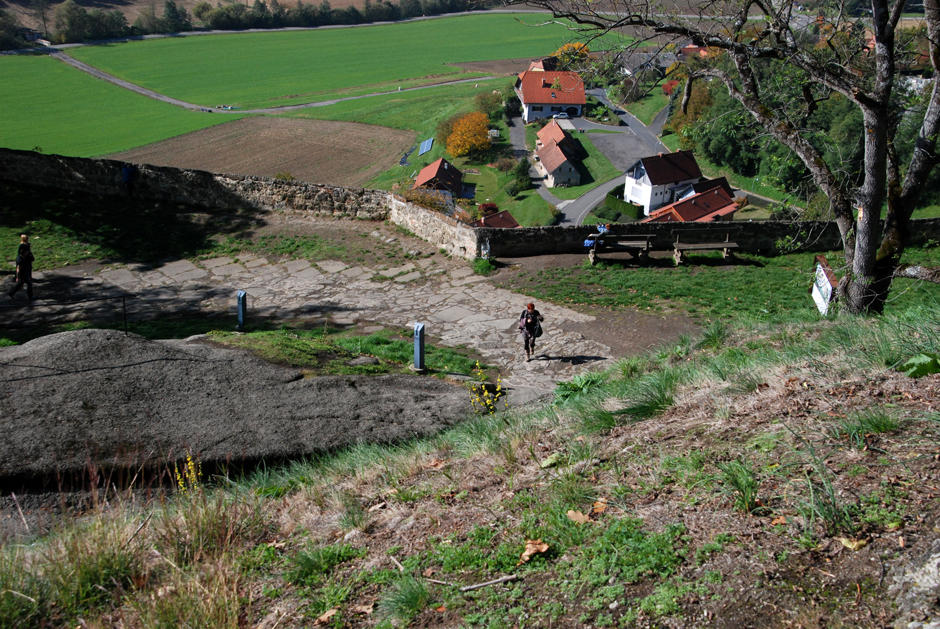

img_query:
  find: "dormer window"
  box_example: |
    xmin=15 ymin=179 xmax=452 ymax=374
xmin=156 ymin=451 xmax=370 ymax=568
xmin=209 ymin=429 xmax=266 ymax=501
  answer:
xmin=551 ymin=92 xmax=556 ymax=98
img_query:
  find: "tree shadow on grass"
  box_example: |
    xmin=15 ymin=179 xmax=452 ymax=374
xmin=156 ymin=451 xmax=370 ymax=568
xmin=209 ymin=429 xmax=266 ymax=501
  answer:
xmin=0 ymin=182 xmax=267 ymax=269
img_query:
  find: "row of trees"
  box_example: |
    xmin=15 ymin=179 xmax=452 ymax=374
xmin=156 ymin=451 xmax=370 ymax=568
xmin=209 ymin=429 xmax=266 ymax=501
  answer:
xmin=19 ymin=0 xmax=489 ymax=45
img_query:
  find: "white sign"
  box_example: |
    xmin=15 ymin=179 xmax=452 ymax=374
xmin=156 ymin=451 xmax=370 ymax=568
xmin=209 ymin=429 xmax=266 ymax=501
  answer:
xmin=812 ymin=263 xmax=834 ymax=315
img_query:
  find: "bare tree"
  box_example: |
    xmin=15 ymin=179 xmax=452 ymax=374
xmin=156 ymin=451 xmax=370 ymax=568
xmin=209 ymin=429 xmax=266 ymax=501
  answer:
xmin=509 ymin=0 xmax=940 ymax=314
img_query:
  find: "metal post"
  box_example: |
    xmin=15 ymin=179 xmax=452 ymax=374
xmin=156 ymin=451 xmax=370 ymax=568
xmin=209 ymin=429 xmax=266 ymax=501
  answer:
xmin=413 ymin=322 xmax=425 ymax=371
xmin=237 ymin=290 xmax=247 ymax=330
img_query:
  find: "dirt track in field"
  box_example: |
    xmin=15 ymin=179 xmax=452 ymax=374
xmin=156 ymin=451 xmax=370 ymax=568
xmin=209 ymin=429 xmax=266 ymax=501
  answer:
xmin=107 ymin=117 xmax=413 ymax=188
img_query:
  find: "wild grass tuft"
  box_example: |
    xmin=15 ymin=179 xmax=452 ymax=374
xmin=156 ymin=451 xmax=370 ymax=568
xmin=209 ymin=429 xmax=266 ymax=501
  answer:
xmin=287 ymin=544 xmax=365 ymax=586
xmin=832 ymin=406 xmax=901 ymax=448
xmin=697 ymin=320 xmax=729 ymax=350
xmin=338 ymin=493 xmax=368 ymax=531
xmin=614 ymin=367 xmax=683 ymax=420
xmin=717 ymin=459 xmax=762 ymax=514
xmin=377 ymin=576 xmax=431 ymax=622
xmin=554 ymin=371 xmax=608 ymax=405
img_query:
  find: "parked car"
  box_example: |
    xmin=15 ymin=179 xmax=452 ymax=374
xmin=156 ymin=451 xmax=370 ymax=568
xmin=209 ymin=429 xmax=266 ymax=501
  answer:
xmin=552 ymin=113 xmax=569 ymax=119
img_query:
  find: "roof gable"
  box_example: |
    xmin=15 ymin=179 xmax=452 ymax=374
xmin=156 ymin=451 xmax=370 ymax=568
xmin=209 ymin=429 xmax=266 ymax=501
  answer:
xmin=515 ymin=71 xmax=585 ymax=106
xmin=413 ymin=158 xmax=463 ymax=193
xmin=537 ymin=141 xmax=572 ymax=174
xmin=638 ymin=150 xmax=702 ymax=185
xmin=641 ymin=187 xmax=738 ymax=223
xmin=471 ymin=210 xmax=520 ymax=228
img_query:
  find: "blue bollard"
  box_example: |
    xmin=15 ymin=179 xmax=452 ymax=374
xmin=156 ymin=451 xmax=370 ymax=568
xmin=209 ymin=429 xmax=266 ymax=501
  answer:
xmin=414 ymin=322 xmax=425 ymax=371
xmin=237 ymin=290 xmax=247 ymax=330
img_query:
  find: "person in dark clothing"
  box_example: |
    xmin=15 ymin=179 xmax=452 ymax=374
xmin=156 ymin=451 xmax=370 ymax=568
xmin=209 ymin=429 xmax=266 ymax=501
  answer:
xmin=122 ymin=163 xmax=139 ymax=198
xmin=518 ymin=302 xmax=544 ymax=362
xmin=8 ymin=234 xmax=35 ymax=300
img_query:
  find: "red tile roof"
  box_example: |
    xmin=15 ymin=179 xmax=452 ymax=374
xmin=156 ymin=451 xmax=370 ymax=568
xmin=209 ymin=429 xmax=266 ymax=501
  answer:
xmin=515 ymin=71 xmax=585 ymax=106
xmin=638 ymin=150 xmax=702 ymax=185
xmin=640 ymin=187 xmax=738 ymax=223
xmin=413 ymin=158 xmax=463 ymax=195
xmin=537 ymin=140 xmax=572 ymax=174
xmin=528 ymin=56 xmax=559 ymax=71
xmin=471 ymin=210 xmax=520 ymax=228
xmin=536 ymin=120 xmax=582 ymax=159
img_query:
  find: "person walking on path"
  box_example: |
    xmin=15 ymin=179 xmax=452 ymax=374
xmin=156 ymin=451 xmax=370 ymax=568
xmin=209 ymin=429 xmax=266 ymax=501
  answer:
xmin=8 ymin=234 xmax=35 ymax=300
xmin=518 ymin=302 xmax=544 ymax=362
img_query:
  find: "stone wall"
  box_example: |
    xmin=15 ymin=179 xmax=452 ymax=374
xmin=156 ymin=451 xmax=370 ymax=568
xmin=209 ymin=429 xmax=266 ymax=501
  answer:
xmin=388 ymin=196 xmax=480 ymax=259
xmin=0 ymin=147 xmax=390 ymax=220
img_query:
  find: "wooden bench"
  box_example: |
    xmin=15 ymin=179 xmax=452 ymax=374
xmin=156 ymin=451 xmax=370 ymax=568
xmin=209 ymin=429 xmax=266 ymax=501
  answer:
xmin=672 ymin=229 xmax=739 ymax=265
xmin=585 ymin=232 xmax=654 ymax=265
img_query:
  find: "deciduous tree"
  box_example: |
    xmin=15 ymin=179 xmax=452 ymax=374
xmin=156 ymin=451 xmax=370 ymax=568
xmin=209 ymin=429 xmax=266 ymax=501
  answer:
xmin=511 ymin=0 xmax=940 ymax=314
xmin=446 ymin=112 xmax=491 ymax=157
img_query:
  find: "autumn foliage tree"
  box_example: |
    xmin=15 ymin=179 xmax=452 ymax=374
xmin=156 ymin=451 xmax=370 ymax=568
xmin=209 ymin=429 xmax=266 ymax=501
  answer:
xmin=446 ymin=112 xmax=491 ymax=157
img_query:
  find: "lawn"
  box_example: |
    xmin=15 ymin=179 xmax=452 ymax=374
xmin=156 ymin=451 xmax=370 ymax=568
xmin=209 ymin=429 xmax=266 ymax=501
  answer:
xmin=547 ymin=134 xmax=622 ymax=200
xmin=496 ymin=246 xmax=940 ymax=319
xmin=67 ymin=14 xmax=586 ymax=110
xmin=622 ymin=86 xmax=669 ymax=126
xmin=0 ymin=55 xmax=238 ymax=157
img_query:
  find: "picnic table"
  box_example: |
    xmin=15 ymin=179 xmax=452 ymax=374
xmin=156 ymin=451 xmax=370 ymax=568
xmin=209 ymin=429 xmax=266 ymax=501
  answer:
xmin=584 ymin=231 xmax=654 ymax=265
xmin=672 ymin=228 xmax=739 ymax=265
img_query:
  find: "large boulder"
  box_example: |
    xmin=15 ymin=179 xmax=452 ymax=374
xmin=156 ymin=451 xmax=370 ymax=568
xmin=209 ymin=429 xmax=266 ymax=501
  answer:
xmin=0 ymin=329 xmax=472 ymax=480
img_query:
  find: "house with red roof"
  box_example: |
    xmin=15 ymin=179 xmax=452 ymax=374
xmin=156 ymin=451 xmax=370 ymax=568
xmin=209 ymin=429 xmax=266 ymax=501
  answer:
xmin=514 ymin=71 xmax=585 ymax=123
xmin=470 ymin=210 xmax=520 ymax=228
xmin=527 ymin=56 xmax=559 ymax=72
xmin=413 ymin=158 xmax=464 ymax=197
xmin=624 ymin=150 xmax=703 ymax=216
xmin=534 ymin=120 xmax=583 ymax=188
xmin=639 ymin=187 xmax=739 ymax=223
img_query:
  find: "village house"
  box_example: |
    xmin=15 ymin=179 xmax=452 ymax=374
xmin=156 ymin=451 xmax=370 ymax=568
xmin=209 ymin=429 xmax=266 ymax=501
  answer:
xmin=618 ymin=50 xmax=677 ymax=77
xmin=413 ymin=158 xmax=464 ymax=197
xmin=535 ymin=120 xmax=582 ymax=188
xmin=527 ymin=56 xmax=559 ymax=72
xmin=640 ymin=186 xmax=739 ymax=223
xmin=624 ymin=150 xmax=703 ymax=215
xmin=470 ymin=210 xmax=520 ymax=228
xmin=514 ymin=71 xmax=585 ymax=123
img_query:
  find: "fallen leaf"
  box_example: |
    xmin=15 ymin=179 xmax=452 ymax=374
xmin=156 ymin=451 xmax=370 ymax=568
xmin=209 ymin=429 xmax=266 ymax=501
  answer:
xmin=426 ymin=458 xmax=447 ymax=469
xmin=567 ymin=510 xmax=591 ymax=525
xmin=899 ymin=536 xmax=905 ymax=548
xmin=591 ymin=498 xmax=608 ymax=515
xmin=422 ymin=568 xmax=436 ymax=577
xmin=368 ymin=502 xmax=387 ymax=512
xmin=574 ymin=436 xmax=585 ymax=442
xmin=387 ymin=488 xmax=398 ymax=495
xmin=771 ymin=516 xmax=787 ymax=526
xmin=435 ymin=606 xmax=447 ymax=612
xmin=314 ymin=609 xmax=337 ymax=625
xmin=539 ymin=453 xmax=564 ymax=469
xmin=518 ymin=539 xmax=549 ymax=565
xmin=839 ymin=538 xmax=868 ymax=551
xmin=351 ymin=603 xmax=373 ymax=615
xmin=266 ymin=541 xmax=286 ymax=549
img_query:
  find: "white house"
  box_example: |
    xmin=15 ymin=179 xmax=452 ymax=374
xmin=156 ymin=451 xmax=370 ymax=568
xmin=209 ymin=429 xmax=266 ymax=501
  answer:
xmin=514 ymin=71 xmax=586 ymax=124
xmin=624 ymin=151 xmax=703 ymax=215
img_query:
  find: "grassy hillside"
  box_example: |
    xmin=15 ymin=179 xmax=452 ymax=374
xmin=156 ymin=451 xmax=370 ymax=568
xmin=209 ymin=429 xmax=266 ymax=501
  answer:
xmin=0 ymin=55 xmax=238 ymax=157
xmin=2 ymin=305 xmax=938 ymax=628
xmin=66 ymin=14 xmax=586 ymax=110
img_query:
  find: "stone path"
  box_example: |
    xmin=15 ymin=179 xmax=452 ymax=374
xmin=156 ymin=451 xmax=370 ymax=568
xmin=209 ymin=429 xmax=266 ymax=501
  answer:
xmin=4 ymin=230 xmax=615 ymax=406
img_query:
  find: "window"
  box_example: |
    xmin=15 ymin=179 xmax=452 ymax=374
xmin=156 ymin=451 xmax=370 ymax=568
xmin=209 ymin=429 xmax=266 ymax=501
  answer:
xmin=532 ymin=105 xmax=543 ymax=111
xmin=551 ymin=106 xmax=561 ymax=112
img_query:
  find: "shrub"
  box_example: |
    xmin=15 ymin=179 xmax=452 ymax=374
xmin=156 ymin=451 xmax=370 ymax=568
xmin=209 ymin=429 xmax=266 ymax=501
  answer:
xmin=473 ymin=258 xmax=497 ymax=276
xmin=496 ymin=157 xmax=515 ymax=172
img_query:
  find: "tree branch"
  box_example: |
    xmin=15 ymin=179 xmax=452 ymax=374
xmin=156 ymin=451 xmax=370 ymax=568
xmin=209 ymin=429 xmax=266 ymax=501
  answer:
xmin=893 ymin=264 xmax=940 ymax=283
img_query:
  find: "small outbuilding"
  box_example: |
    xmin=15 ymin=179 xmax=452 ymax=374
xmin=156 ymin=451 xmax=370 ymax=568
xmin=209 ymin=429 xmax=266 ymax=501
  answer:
xmin=413 ymin=158 xmax=464 ymax=196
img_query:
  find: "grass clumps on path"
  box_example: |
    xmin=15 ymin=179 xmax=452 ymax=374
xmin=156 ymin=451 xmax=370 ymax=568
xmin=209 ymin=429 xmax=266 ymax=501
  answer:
xmin=3 ymin=306 xmax=940 ymax=627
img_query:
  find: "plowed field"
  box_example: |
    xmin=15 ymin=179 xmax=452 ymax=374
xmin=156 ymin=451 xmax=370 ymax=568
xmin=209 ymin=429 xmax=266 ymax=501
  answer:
xmin=107 ymin=116 xmax=413 ymax=188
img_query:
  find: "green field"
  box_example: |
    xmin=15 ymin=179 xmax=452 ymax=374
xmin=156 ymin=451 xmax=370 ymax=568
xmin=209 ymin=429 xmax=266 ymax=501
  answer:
xmin=67 ymin=14 xmax=587 ymax=110
xmin=0 ymin=55 xmax=238 ymax=157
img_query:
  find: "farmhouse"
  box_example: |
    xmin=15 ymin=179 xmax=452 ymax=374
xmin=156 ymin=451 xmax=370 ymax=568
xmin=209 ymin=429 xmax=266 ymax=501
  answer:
xmin=624 ymin=150 xmax=703 ymax=215
xmin=514 ymin=71 xmax=585 ymax=123
xmin=640 ymin=186 xmax=739 ymax=223
xmin=413 ymin=158 xmax=464 ymax=196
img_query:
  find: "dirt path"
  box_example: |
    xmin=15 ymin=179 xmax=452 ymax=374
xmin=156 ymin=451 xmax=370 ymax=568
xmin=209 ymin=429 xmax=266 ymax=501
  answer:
xmin=46 ymin=51 xmax=493 ymax=114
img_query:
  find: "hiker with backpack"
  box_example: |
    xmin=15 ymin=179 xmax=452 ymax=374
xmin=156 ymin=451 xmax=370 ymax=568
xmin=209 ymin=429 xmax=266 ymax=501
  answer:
xmin=518 ymin=302 xmax=544 ymax=362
